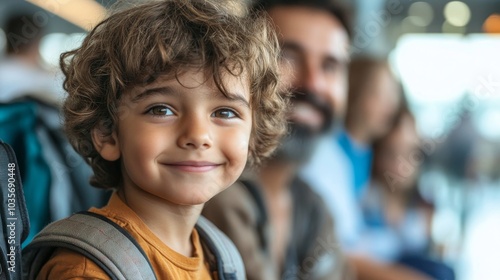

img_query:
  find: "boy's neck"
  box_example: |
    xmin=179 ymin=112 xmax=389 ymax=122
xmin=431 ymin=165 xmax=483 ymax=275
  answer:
xmin=118 ymin=189 xmax=203 ymax=257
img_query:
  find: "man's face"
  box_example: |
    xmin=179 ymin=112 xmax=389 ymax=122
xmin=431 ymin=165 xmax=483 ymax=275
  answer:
xmin=268 ymin=5 xmax=349 ymax=162
xmin=269 ymin=5 xmax=350 ymax=129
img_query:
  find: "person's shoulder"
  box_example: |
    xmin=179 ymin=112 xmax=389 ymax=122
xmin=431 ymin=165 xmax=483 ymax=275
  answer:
xmin=36 ymin=248 xmax=109 ymax=280
xmin=205 ymin=180 xmax=256 ymax=209
xmin=203 ymin=180 xmax=262 ymax=226
xmin=293 ymin=177 xmax=326 ymax=204
xmin=293 ymin=178 xmax=334 ymax=228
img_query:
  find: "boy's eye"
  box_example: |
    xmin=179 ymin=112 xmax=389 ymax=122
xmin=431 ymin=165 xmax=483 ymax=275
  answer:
xmin=212 ymin=108 xmax=237 ymax=119
xmin=147 ymin=105 xmax=174 ymax=116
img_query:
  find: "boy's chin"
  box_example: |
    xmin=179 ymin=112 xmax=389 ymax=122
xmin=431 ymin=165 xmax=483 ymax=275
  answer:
xmin=175 ymin=191 xmax=220 ymax=206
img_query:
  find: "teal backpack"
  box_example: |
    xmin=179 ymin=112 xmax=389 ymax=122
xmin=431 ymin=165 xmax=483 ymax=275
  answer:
xmin=0 ymin=99 xmax=109 ymax=244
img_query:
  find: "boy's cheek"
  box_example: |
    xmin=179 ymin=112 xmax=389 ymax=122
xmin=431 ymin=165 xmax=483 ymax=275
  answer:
xmin=231 ymin=133 xmax=251 ymax=160
xmin=236 ymin=138 xmax=249 ymax=153
xmin=221 ymin=126 xmax=251 ymax=151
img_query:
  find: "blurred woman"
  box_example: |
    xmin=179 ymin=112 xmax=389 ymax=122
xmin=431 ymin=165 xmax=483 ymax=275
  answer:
xmin=361 ymin=107 xmax=429 ymax=260
xmin=339 ymin=57 xmax=402 ymax=200
xmin=360 ymin=106 xmax=455 ymax=279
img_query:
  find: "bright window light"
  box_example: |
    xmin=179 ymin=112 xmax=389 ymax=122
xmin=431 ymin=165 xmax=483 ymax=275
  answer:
xmin=461 ymin=200 xmax=500 ymax=280
xmin=39 ymin=33 xmax=86 ymax=68
xmin=473 ymin=108 xmax=500 ymax=141
xmin=390 ymin=34 xmax=500 ymax=139
xmin=391 ymin=34 xmax=470 ymax=104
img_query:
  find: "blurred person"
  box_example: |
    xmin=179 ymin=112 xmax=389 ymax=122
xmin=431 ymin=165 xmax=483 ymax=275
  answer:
xmin=203 ymin=0 xmax=353 ymax=279
xmin=301 ymin=57 xmax=402 ymax=250
xmin=297 ymin=30 xmax=433 ymax=280
xmin=342 ymin=57 xmax=402 ymax=199
xmin=360 ymin=106 xmax=456 ymax=280
xmin=0 ymin=10 xmax=108 ymax=243
xmin=362 ymin=106 xmax=429 ymax=261
xmin=0 ymin=9 xmax=65 ymax=105
xmin=204 ymin=1 xmax=431 ymax=280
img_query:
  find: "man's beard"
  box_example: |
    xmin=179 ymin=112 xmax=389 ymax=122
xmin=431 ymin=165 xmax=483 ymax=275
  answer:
xmin=272 ymin=122 xmax=321 ymax=164
xmin=272 ymin=89 xmax=334 ymax=164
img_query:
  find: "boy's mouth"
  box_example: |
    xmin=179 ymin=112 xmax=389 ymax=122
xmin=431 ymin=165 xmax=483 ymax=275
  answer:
xmin=163 ymin=161 xmax=221 ymax=172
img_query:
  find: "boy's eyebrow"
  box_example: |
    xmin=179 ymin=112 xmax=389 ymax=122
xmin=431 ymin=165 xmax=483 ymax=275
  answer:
xmin=220 ymin=93 xmax=251 ymax=109
xmin=131 ymin=87 xmax=177 ymax=103
xmin=131 ymin=86 xmax=250 ymax=108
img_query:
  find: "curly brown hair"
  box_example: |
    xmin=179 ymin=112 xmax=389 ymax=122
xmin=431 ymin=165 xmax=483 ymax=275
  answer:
xmin=61 ymin=0 xmax=288 ymax=189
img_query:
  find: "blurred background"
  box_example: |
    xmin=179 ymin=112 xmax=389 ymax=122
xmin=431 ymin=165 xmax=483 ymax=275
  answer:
xmin=352 ymin=1 xmax=500 ymax=279
xmin=1 ymin=0 xmax=499 ymax=279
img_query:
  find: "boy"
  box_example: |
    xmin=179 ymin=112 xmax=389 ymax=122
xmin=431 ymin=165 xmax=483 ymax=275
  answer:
xmin=31 ymin=0 xmax=287 ymax=278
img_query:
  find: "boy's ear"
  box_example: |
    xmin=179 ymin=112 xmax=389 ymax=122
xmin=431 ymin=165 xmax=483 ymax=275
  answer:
xmin=92 ymin=125 xmax=120 ymax=161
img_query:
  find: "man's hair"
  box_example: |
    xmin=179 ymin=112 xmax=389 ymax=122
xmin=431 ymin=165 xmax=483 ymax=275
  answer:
xmin=61 ymin=0 xmax=287 ymax=189
xmin=251 ymin=0 xmax=352 ymax=37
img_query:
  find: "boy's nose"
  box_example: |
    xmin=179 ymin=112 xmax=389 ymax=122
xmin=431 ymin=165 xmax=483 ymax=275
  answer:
xmin=177 ymin=116 xmax=213 ymax=150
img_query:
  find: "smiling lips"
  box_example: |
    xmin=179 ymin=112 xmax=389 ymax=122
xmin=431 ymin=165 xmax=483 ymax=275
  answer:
xmin=164 ymin=161 xmax=221 ymax=172
xmin=289 ymin=101 xmax=324 ymax=131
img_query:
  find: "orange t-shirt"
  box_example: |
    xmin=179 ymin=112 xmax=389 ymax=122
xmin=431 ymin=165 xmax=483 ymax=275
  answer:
xmin=37 ymin=193 xmax=212 ymax=280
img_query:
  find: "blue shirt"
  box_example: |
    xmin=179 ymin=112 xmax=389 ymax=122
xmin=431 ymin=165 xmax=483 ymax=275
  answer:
xmin=337 ymin=129 xmax=373 ymax=200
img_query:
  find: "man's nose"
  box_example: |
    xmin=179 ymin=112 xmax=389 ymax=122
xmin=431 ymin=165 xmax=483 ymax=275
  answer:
xmin=299 ymin=61 xmax=327 ymax=97
xmin=177 ymin=115 xmax=213 ymax=150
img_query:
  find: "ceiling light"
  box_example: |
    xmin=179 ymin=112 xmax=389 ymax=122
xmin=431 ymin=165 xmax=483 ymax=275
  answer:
xmin=27 ymin=0 xmax=106 ymax=31
xmin=483 ymin=14 xmax=500 ymax=33
xmin=444 ymin=1 xmax=471 ymax=27
xmin=408 ymin=2 xmax=434 ymax=27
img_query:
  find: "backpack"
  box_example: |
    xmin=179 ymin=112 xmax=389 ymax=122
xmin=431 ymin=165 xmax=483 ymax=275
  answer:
xmin=0 ymin=98 xmax=109 ymax=244
xmin=0 ymin=141 xmax=245 ymax=280
xmin=23 ymin=213 xmax=245 ymax=280
xmin=0 ymin=141 xmax=30 ymax=280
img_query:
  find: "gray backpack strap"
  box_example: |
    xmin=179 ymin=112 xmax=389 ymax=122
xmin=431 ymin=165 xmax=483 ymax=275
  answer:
xmin=196 ymin=216 xmax=245 ymax=280
xmin=22 ymin=212 xmax=157 ymax=280
xmin=0 ymin=141 xmax=30 ymax=280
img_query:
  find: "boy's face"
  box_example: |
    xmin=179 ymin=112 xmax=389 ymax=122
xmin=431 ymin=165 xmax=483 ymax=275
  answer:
xmin=96 ymin=69 xmax=252 ymax=205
